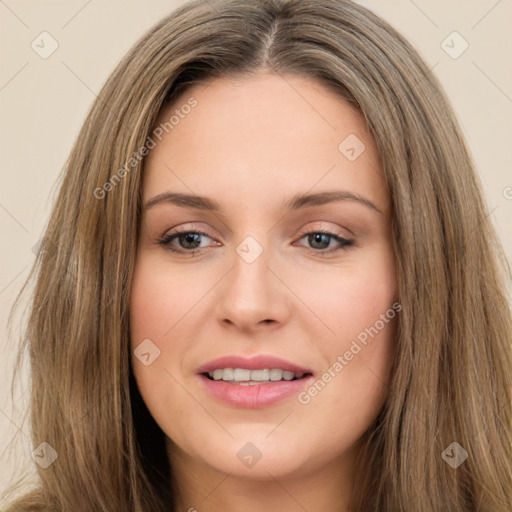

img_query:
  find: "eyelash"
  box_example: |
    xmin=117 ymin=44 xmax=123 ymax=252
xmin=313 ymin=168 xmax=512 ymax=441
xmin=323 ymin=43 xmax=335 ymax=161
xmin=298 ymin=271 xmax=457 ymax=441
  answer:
xmin=157 ymin=226 xmax=355 ymax=256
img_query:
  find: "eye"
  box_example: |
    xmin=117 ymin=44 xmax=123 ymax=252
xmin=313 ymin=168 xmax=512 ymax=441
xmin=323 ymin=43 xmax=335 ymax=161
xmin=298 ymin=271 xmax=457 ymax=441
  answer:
xmin=295 ymin=228 xmax=354 ymax=255
xmin=158 ymin=228 xmax=217 ymax=255
xmin=157 ymin=226 xmax=354 ymax=256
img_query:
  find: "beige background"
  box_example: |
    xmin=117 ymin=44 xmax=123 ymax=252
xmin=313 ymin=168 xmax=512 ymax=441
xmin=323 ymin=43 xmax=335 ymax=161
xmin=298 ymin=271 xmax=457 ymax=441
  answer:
xmin=1 ymin=0 xmax=511 ymax=496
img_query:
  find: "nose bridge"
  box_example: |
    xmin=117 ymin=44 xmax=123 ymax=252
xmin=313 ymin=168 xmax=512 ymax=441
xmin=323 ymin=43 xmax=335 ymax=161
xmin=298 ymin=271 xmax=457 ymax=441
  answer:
xmin=231 ymin=234 xmax=272 ymax=308
xmin=216 ymin=233 xmax=289 ymax=329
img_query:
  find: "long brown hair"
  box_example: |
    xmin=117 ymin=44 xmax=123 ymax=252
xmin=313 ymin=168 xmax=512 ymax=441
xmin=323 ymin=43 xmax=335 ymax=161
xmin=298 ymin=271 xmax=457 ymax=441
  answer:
xmin=2 ymin=0 xmax=511 ymax=510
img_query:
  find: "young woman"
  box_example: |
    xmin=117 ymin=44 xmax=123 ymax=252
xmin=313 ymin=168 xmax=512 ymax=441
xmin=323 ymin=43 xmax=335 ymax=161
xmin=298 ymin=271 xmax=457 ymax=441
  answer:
xmin=2 ymin=0 xmax=511 ymax=511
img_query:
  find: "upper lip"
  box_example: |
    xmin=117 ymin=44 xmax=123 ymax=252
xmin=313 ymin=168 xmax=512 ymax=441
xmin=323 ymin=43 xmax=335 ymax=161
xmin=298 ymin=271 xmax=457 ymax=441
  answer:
xmin=196 ymin=355 xmax=313 ymax=375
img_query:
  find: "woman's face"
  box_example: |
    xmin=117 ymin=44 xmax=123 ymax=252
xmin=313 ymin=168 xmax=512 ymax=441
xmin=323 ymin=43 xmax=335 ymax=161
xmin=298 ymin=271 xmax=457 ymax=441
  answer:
xmin=130 ymin=71 xmax=398 ymax=482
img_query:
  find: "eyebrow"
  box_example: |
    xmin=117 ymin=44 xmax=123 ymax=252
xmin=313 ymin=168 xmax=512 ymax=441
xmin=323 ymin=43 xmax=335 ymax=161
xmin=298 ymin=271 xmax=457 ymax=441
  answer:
xmin=143 ymin=190 xmax=382 ymax=214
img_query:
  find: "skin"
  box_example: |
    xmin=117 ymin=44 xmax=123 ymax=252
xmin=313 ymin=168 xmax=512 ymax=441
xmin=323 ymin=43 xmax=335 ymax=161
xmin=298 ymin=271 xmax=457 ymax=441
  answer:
xmin=130 ymin=70 xmax=399 ymax=512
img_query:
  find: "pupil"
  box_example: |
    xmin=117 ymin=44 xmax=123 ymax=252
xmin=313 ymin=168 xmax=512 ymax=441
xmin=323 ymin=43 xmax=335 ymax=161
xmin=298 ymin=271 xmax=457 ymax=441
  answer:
xmin=309 ymin=233 xmax=330 ymax=249
xmin=180 ymin=233 xmax=201 ymax=249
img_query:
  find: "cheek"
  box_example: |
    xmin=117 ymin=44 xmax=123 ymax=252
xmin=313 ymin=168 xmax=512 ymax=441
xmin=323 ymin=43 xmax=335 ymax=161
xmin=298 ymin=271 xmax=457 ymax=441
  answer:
xmin=129 ymin=255 xmax=214 ymax=441
xmin=295 ymin=250 xmax=398 ymax=420
xmin=295 ymin=307 xmax=397 ymax=454
xmin=129 ymin=256 xmax=190 ymax=340
xmin=129 ymin=259 xmax=178 ymax=417
xmin=295 ymin=247 xmax=398 ymax=346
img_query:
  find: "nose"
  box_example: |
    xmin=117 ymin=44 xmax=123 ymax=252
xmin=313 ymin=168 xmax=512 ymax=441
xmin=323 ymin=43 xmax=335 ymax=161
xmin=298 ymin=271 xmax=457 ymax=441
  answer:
xmin=215 ymin=239 xmax=291 ymax=334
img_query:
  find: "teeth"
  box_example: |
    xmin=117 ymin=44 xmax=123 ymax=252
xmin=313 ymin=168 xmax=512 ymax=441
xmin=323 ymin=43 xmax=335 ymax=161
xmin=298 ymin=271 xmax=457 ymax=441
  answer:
xmin=221 ymin=368 xmax=234 ymax=381
xmin=269 ymin=368 xmax=283 ymax=381
xmin=233 ymin=368 xmax=251 ymax=381
xmin=251 ymin=369 xmax=270 ymax=381
xmin=207 ymin=368 xmax=306 ymax=382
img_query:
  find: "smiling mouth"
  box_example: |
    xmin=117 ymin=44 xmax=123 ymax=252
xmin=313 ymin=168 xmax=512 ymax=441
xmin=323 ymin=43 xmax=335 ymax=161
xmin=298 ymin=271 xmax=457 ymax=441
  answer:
xmin=202 ymin=368 xmax=313 ymax=384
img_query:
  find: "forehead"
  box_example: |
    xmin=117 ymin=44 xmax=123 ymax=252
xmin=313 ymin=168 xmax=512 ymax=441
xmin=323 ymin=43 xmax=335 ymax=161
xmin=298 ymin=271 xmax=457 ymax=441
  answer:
xmin=142 ymin=72 xmax=389 ymax=214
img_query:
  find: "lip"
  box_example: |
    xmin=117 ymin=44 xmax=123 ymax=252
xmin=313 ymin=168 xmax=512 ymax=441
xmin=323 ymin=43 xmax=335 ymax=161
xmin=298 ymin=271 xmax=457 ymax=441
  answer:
xmin=196 ymin=354 xmax=312 ymax=375
xmin=198 ymin=375 xmax=315 ymax=408
xmin=196 ymin=354 xmax=315 ymax=408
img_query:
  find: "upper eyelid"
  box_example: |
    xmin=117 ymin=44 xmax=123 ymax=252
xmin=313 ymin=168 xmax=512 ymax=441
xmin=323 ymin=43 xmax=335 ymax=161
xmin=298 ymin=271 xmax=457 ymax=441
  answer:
xmin=163 ymin=219 xmax=352 ymax=236
xmin=296 ymin=223 xmax=351 ymax=238
xmin=163 ymin=224 xmax=348 ymax=238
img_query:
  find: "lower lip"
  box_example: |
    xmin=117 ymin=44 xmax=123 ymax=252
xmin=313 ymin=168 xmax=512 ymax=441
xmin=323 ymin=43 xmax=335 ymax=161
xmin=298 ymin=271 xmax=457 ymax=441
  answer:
xmin=198 ymin=374 xmax=314 ymax=408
